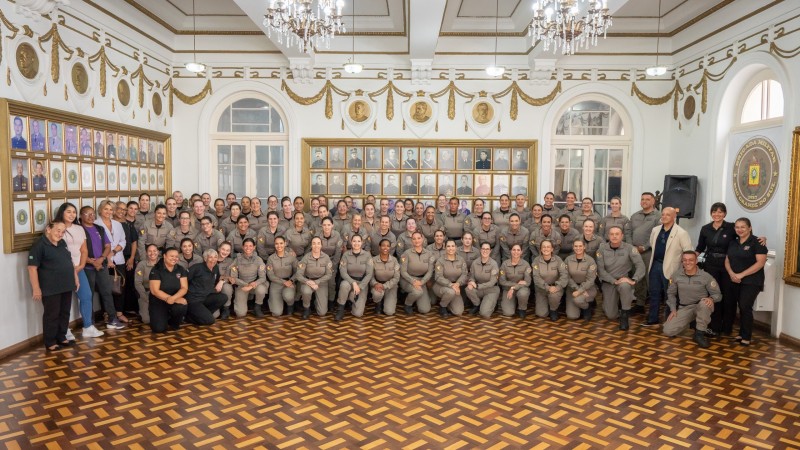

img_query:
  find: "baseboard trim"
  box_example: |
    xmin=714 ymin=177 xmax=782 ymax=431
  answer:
xmin=779 ymin=333 xmax=800 ymax=350
xmin=0 ymin=319 xmax=83 ymax=362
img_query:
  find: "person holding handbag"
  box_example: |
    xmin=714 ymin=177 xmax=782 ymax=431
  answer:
xmin=79 ymin=206 xmax=126 ymax=330
xmin=97 ymin=200 xmax=128 ymax=323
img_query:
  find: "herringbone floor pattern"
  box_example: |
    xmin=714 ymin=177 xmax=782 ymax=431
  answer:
xmin=1 ymin=311 xmax=799 ymax=449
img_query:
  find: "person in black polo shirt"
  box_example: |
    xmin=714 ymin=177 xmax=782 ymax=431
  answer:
xmin=725 ymin=218 xmax=767 ymax=346
xmin=185 ymin=249 xmax=228 ymax=325
xmin=28 ymin=220 xmax=78 ymax=351
xmin=148 ymin=248 xmax=189 ymax=333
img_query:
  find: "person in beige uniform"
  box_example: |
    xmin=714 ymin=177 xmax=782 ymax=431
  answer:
xmin=465 ymin=243 xmax=500 ymax=317
xmin=367 ymin=216 xmax=396 ymax=257
xmin=426 ymin=230 xmax=447 ymax=259
xmin=331 ymin=200 xmax=352 ymax=234
xmin=523 ymin=203 xmax=543 ymax=234
xmin=166 ymin=211 xmax=198 ymax=249
xmin=529 ymin=214 xmax=561 ymax=259
xmin=296 ymin=236 xmax=334 ymax=318
xmin=418 ymin=206 xmax=444 ymax=245
xmin=265 ymin=236 xmax=298 ymax=317
xmin=475 ymin=213 xmax=501 ymax=263
xmin=256 ymin=212 xmax=286 ymax=259
xmin=195 ymin=217 xmax=226 ymax=254
xmin=247 ymin=197 xmax=268 ymax=232
xmin=458 ymin=232 xmax=480 ymax=268
xmin=663 ymin=251 xmax=722 ymax=348
xmin=572 ymin=198 xmax=603 ymax=231
xmin=491 ymin=195 xmax=514 ymax=230
xmin=316 ymin=217 xmax=343 ymax=302
xmin=389 ymin=201 xmax=408 ymax=237
xmin=395 ymin=218 xmax=418 ymax=258
xmin=399 ymin=232 xmax=436 ymax=315
xmin=531 ymin=239 xmax=568 ymax=320
xmin=441 ymin=198 xmax=467 ymax=244
xmin=371 ymin=239 xmax=401 ymax=315
xmin=134 ymin=244 xmax=160 ymax=324
xmin=598 ymin=197 xmax=632 ymax=242
xmin=433 ymin=241 xmax=469 ymax=317
xmin=219 ymin=203 xmax=243 ymax=236
xmin=226 ymin=216 xmax=258 ymax=255
xmin=564 ymin=239 xmax=597 ymax=321
xmin=499 ymin=213 xmax=530 ymax=262
xmin=596 ymin=226 xmax=646 ymax=330
xmin=177 ymin=238 xmax=203 ymax=270
xmin=579 ymin=218 xmax=603 ymax=258
xmin=216 ymin=242 xmax=235 ymax=319
xmin=341 ymin=214 xmax=370 ymax=253
xmin=514 ymin=194 xmax=531 ymax=224
xmin=555 ymin=214 xmax=581 ymax=260
xmin=499 ymin=243 xmax=532 ymax=318
xmin=138 ymin=205 xmax=173 ymax=260
xmin=335 ymin=235 xmax=374 ymax=320
xmin=629 ymin=192 xmax=661 ymax=311
xmin=464 ymin=199 xmax=486 ymax=232
xmin=229 ymin=238 xmax=268 ymax=318
xmin=284 ymin=212 xmax=314 ymax=257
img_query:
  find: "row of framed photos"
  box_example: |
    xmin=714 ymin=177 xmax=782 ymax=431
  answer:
xmin=10 ymin=157 xmax=165 ymax=193
xmin=309 ymin=145 xmax=531 ymax=171
xmin=9 ymin=115 xmax=166 ymax=164
xmin=12 ymin=195 xmax=168 ymax=236
xmin=309 ymin=172 xmax=530 ymax=198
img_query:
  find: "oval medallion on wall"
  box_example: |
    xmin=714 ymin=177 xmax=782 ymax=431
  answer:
xmin=732 ymin=136 xmax=779 ymax=211
xmin=16 ymin=42 xmax=40 ymax=80
xmin=152 ymin=92 xmax=163 ymax=116
xmin=683 ymin=95 xmax=696 ymax=121
xmin=71 ymin=63 xmax=89 ymax=94
xmin=118 ymin=79 xmax=131 ymax=106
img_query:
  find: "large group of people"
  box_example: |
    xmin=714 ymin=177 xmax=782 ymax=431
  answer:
xmin=29 ymin=189 xmax=768 ymax=351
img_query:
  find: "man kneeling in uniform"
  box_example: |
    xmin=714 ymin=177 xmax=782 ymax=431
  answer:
xmin=663 ymin=251 xmax=721 ymax=348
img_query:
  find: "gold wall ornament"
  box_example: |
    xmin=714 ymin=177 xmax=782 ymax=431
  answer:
xmin=770 ymin=41 xmax=800 ymax=59
xmin=130 ymin=64 xmax=155 ymax=108
xmin=0 ymin=9 xmax=21 ymax=66
xmin=430 ymin=82 xmax=474 ymax=120
xmin=15 ymin=42 xmax=39 ymax=80
xmin=630 ymin=80 xmax=683 ymax=120
xmin=71 ymin=62 xmax=89 ymax=94
xmin=683 ymin=94 xmax=696 ymax=120
xmin=472 ymin=101 xmax=494 ymax=124
xmin=88 ymin=46 xmax=121 ymax=97
xmin=368 ymin=81 xmax=412 ymax=121
xmin=38 ymin=23 xmax=74 ymax=84
xmin=163 ymin=79 xmax=213 ymax=116
xmin=152 ymin=92 xmax=162 ymax=116
xmin=117 ymin=79 xmax=131 ymax=106
xmin=281 ymin=80 xmax=349 ymax=119
xmin=492 ymin=81 xmax=562 ymax=120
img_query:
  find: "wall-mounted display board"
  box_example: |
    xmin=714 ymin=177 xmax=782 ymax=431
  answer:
xmin=301 ymin=139 xmax=537 ymax=212
xmin=1 ymin=99 xmax=171 ymax=253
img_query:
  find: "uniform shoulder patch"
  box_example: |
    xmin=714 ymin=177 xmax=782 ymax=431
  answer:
xmin=711 ymin=280 xmax=718 ymax=288
xmin=436 ymin=265 xmax=442 ymax=272
xmin=533 ymin=264 xmax=539 ymax=270
xmin=266 ymin=265 xmax=273 ymax=271
xmin=137 ymin=270 xmax=142 ymax=276
xmin=140 ymin=229 xmax=146 ymax=235
xmin=499 ymin=270 xmax=505 ymax=276
xmin=499 ymin=235 xmax=506 ymax=241
xmin=526 ymin=267 xmax=532 ymax=274
xmin=326 ymin=262 xmax=333 ymax=269
xmin=589 ymin=264 xmax=596 ymax=271
xmin=631 ymin=247 xmax=639 ymax=254
xmin=401 ymin=257 xmax=406 ymax=263
xmin=298 ymin=263 xmax=305 ymax=269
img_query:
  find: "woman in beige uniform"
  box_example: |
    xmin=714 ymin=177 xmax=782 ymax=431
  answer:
xmin=335 ymin=235 xmax=373 ymax=320
xmin=465 ymin=242 xmax=501 ymax=318
xmin=458 ymin=231 xmax=479 ymax=268
xmin=296 ymin=236 xmax=334 ymax=318
xmin=368 ymin=215 xmax=396 ymax=257
xmin=256 ymin=212 xmax=285 ymax=260
xmin=531 ymin=239 xmax=569 ymax=321
xmin=216 ymin=242 xmax=235 ymax=319
xmin=399 ymin=231 xmax=436 ymax=315
xmin=177 ymin=237 xmax=203 ymax=270
xmin=285 ymin=211 xmax=313 ymax=257
xmin=564 ymin=239 xmax=597 ymax=321
xmin=371 ymin=239 xmax=401 ymax=315
xmin=499 ymin=243 xmax=532 ymax=318
xmin=433 ymin=241 xmax=468 ymax=317
xmin=247 ymin=197 xmax=268 ymax=231
xmin=316 ymin=217 xmax=343 ymax=303
xmin=229 ymin=238 xmax=268 ymax=318
xmin=134 ymin=243 xmax=160 ymax=324
xmin=220 ymin=203 xmax=242 ymax=236
xmin=226 ymin=215 xmax=258 ymax=255
xmin=464 ymin=199 xmax=485 ymax=232
xmin=265 ymin=236 xmax=298 ymax=317
xmin=579 ymin=218 xmax=603 ymax=259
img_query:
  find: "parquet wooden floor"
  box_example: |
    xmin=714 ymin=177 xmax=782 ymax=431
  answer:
xmin=1 ymin=310 xmax=799 ymax=449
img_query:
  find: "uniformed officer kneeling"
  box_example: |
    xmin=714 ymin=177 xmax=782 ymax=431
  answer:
xmin=663 ymin=251 xmax=721 ymax=348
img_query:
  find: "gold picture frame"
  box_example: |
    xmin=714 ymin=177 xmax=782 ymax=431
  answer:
xmin=784 ymin=127 xmax=800 ymax=286
xmin=0 ymin=99 xmax=172 ymax=253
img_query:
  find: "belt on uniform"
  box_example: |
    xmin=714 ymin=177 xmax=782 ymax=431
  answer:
xmin=349 ymin=274 xmax=366 ymax=282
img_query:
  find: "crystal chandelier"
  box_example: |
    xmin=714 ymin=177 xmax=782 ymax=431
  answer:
xmin=263 ymin=0 xmax=346 ymax=53
xmin=529 ymin=0 xmax=612 ymax=55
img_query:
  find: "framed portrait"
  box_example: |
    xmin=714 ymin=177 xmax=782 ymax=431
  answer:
xmin=129 ymin=137 xmax=139 ymax=162
xmin=328 ymin=147 xmax=345 ymax=168
xmin=105 ymin=131 xmax=117 ymax=159
xmin=31 ymin=159 xmax=48 ymax=192
xmin=80 ymin=162 xmax=93 ymax=190
xmin=456 ymin=148 xmax=473 ymax=170
xmin=119 ymin=166 xmax=129 ymax=191
xmin=364 ymin=173 xmax=382 ymax=195
xmin=419 ymin=147 xmax=437 ymax=170
xmin=475 ymin=148 xmax=492 ymax=170
xmin=9 ymin=115 xmax=28 ymax=151
xmin=346 ymin=173 xmax=364 ymax=195
xmin=47 ymin=121 xmax=63 ymax=154
xmin=64 ymin=124 xmax=78 ymax=155
xmin=157 ymin=142 xmax=164 ymax=164
xmin=512 ymin=148 xmax=528 ymax=170
xmin=438 ymin=174 xmax=455 ymax=197
xmin=438 ymin=147 xmax=455 ymax=170
xmin=383 ymin=147 xmax=400 ymax=169
xmin=310 ymin=147 xmax=327 ymax=168
xmin=493 ymin=174 xmax=510 ymax=196
xmin=419 ymin=173 xmax=437 ymax=195
xmin=94 ymin=163 xmax=106 ymax=190
xmin=401 ymin=174 xmax=419 ymax=195
xmin=494 ymin=148 xmax=511 ymax=170
xmin=365 ymin=147 xmax=381 ymax=169
xmin=148 ymin=168 xmax=156 ymax=189
xmin=28 ymin=118 xmax=46 ymax=152
xmin=65 ymin=162 xmax=80 ymax=191
xmin=49 ymin=160 xmax=64 ymax=192
xmin=32 ymin=200 xmax=48 ymax=232
xmin=13 ymin=201 xmax=31 ymax=234
xmin=311 ymin=173 xmax=327 ymax=195
xmin=383 ymin=173 xmax=400 ymax=196
xmin=132 ymin=167 xmax=141 ymax=191
xmin=147 ymin=140 xmax=156 ymax=164
xmin=79 ymin=126 xmax=92 ymax=156
xmin=328 ymin=172 xmax=345 ymax=194
xmin=474 ymin=174 xmax=492 ymax=197
xmin=11 ymin=158 xmax=30 ymax=193
xmin=157 ymin=168 xmax=165 ymax=189
xmin=92 ymin=130 xmax=105 ymax=158
xmin=456 ymin=174 xmax=473 ymax=196
xmin=117 ymin=134 xmax=128 ymax=160
xmin=107 ymin=165 xmax=118 ymax=190
xmin=401 ymin=147 xmax=419 ymax=169
xmin=51 ymin=199 xmax=65 ymax=219
xmin=346 ymin=147 xmax=364 ymax=169
xmin=511 ymin=175 xmax=529 ymax=197
xmin=139 ymin=166 xmax=149 ymax=190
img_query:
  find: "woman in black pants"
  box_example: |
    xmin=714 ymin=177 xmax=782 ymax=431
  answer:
xmin=28 ymin=220 xmax=78 ymax=351
xmin=725 ymin=218 xmax=767 ymax=346
xmin=695 ymin=202 xmax=736 ymax=336
xmin=148 ymin=248 xmax=189 ymax=333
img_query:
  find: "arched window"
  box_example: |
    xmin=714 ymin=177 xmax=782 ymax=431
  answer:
xmin=740 ymin=79 xmax=783 ymax=124
xmin=210 ymin=96 xmax=288 ymax=198
xmin=552 ymin=99 xmax=631 ymax=214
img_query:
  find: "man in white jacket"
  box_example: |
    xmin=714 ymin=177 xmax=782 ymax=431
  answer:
xmin=644 ymin=207 xmax=693 ymax=326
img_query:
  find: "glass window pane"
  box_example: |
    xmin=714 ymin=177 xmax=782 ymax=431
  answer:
xmin=271 ymin=145 xmax=284 ymax=164
xmin=767 ymin=80 xmax=784 ymax=119
xmin=270 ymin=109 xmax=285 ymax=133
xmin=232 ymin=145 xmax=247 ymax=164
xmin=233 ymin=98 xmax=268 ymax=109
xmin=568 ymin=170 xmax=582 ymax=199
xmin=609 ymin=149 xmax=623 ymax=168
xmin=232 ymin=109 xmax=269 ymax=125
xmin=217 ymin=107 xmax=231 ymax=132
xmin=593 ymin=170 xmax=606 ymax=203
xmin=217 ymin=145 xmax=231 ymax=163
xmin=608 ymin=169 xmax=622 ymax=199
xmin=741 ymin=84 xmax=763 ymax=123
xmin=594 ymin=149 xmax=607 ymax=168
xmin=232 ymin=166 xmax=246 ymax=196
xmin=556 ymin=101 xmax=622 ymax=135
xmin=570 ymin=149 xmax=584 ymax=168
xmin=256 ymin=166 xmax=271 ymax=198
xmin=232 ymin=124 xmax=270 ymax=133
xmin=218 ymin=166 xmax=231 ymax=194
xmin=553 ymin=169 xmax=567 ymax=201
xmin=270 ymin=167 xmax=284 ymax=197
xmin=255 ymin=145 xmax=270 ymax=164
xmin=555 ymin=149 xmax=569 ymax=168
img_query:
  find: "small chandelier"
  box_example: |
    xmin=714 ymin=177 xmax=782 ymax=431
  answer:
xmin=263 ymin=0 xmax=346 ymax=53
xmin=529 ymin=0 xmax=612 ymax=56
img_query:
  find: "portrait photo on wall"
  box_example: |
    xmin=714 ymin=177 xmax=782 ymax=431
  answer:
xmin=11 ymin=158 xmax=29 ymax=192
xmin=494 ymin=148 xmax=511 ymax=170
xmin=419 ymin=174 xmax=437 ymax=195
xmin=438 ymin=147 xmax=455 ymax=170
xmin=328 ymin=172 xmax=346 ymax=194
xmin=148 ymin=141 xmax=156 ymax=163
xmin=32 ymin=200 xmax=48 ymax=233
xmin=65 ymin=162 xmax=80 ymax=191
xmin=129 ymin=136 xmax=139 ymax=162
xmin=456 ymin=174 xmax=473 ymax=195
xmin=383 ymin=147 xmax=400 ymax=169
xmin=402 ymin=147 xmax=419 ymax=169
xmin=311 ymin=173 xmax=327 ymax=194
xmin=475 ymin=148 xmax=492 ymax=170
xmin=474 ymin=174 xmax=492 ymax=196
xmin=512 ymin=148 xmax=528 ymax=170
xmin=493 ymin=174 xmax=510 ymax=196
xmin=364 ymin=173 xmax=382 ymax=195
xmin=346 ymin=147 xmax=364 ymax=168
xmin=328 ymin=147 xmax=345 ymax=168
xmin=31 ymin=159 xmax=48 ymax=192
xmin=47 ymin=121 xmax=63 ymax=153
xmin=420 ymin=147 xmax=437 ymax=169
xmin=365 ymin=147 xmax=381 ymax=169
xmin=456 ymin=147 xmax=473 ymax=170
xmin=93 ymin=130 xmax=104 ymax=158
xmin=383 ymin=173 xmax=400 ymax=195
xmin=401 ymin=174 xmax=419 ymax=195
xmin=117 ymin=134 xmax=128 ymax=160
xmin=106 ymin=131 xmax=117 ymax=159
xmin=64 ymin=124 xmax=78 ymax=154
xmin=346 ymin=173 xmax=364 ymax=195
xmin=95 ymin=163 xmax=106 ymax=191
xmin=310 ymin=147 xmax=327 ymax=168
xmin=512 ymin=175 xmax=529 ymax=196
xmin=79 ymin=126 xmax=92 ymax=156
xmin=138 ymin=138 xmax=147 ymax=163
xmin=29 ymin=118 xmax=46 ymax=152
xmin=107 ymin=165 xmax=118 ymax=191
xmin=49 ymin=160 xmax=64 ymax=192
xmin=438 ymin=174 xmax=455 ymax=197
xmin=10 ymin=116 xmax=28 ymax=151
xmin=13 ymin=201 xmax=31 ymax=235
xmin=81 ymin=162 xmax=93 ymax=190
xmin=157 ymin=142 xmax=165 ymax=164
xmin=119 ymin=166 xmax=129 ymax=191
xmin=129 ymin=168 xmax=138 ymax=191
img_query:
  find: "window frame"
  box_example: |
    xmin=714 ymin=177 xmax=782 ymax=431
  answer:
xmin=735 ymin=71 xmax=784 ymax=128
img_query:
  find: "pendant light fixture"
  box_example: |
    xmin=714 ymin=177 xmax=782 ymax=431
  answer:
xmin=645 ymin=0 xmax=667 ymax=77
xmin=343 ymin=0 xmax=362 ymax=74
xmin=485 ymin=0 xmax=505 ymax=77
xmin=185 ymin=0 xmax=206 ymax=73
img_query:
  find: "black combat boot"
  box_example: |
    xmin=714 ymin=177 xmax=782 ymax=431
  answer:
xmin=374 ymin=302 xmax=382 ymax=315
xmin=517 ymin=309 xmax=526 ymax=319
xmin=220 ymin=307 xmax=230 ymax=320
xmin=302 ymin=307 xmax=311 ymax=320
xmin=439 ymin=306 xmax=448 ymax=317
xmin=254 ymin=305 xmax=265 ymax=318
xmin=404 ymin=304 xmax=414 ymax=315
xmin=549 ymin=310 xmax=558 ymax=321
xmin=286 ymin=303 xmax=295 ymax=315
xmin=469 ymin=304 xmax=480 ymax=315
xmin=335 ymin=304 xmax=345 ymax=321
xmin=619 ymin=310 xmax=629 ymax=330
xmin=583 ymin=307 xmax=593 ymax=321
xmin=694 ymin=329 xmax=710 ymax=348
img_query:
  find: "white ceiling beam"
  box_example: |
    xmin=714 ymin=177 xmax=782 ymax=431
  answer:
xmin=409 ymin=0 xmax=446 ymax=60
